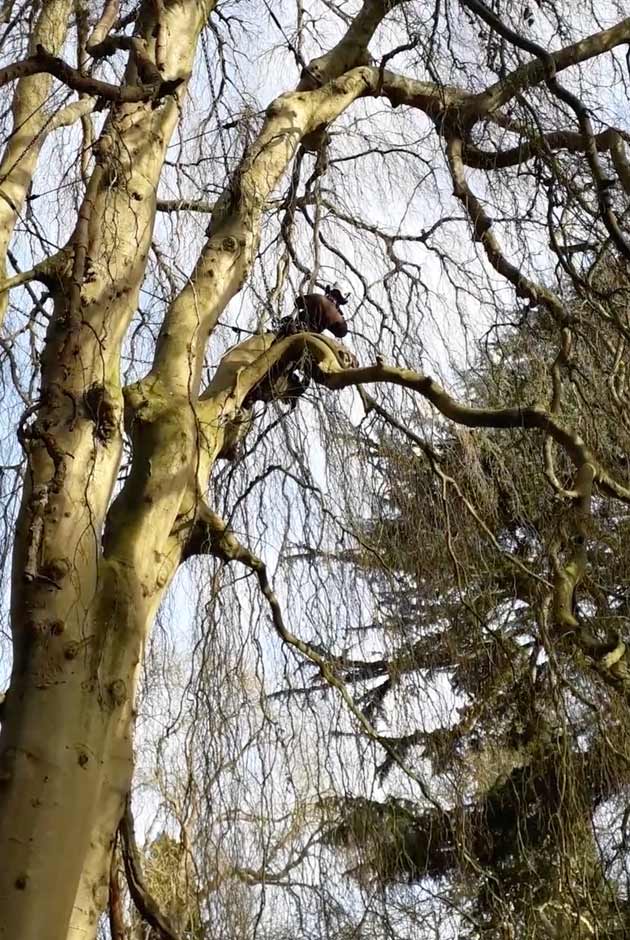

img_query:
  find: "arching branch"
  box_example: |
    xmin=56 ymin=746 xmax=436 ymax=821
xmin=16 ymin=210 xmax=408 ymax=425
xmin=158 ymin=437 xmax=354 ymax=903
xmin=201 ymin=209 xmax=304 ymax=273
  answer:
xmin=0 ymin=44 xmax=182 ymax=101
xmin=119 ymin=800 xmax=182 ymax=940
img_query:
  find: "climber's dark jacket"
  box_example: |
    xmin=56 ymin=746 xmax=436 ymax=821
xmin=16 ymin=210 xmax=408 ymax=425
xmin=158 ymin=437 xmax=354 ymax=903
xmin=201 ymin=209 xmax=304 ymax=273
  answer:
xmin=294 ymin=293 xmax=349 ymax=338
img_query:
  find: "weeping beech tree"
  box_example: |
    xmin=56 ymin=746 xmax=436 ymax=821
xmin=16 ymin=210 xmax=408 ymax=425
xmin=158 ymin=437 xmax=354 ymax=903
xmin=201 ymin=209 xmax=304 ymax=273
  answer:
xmin=1 ymin=0 xmax=630 ymax=938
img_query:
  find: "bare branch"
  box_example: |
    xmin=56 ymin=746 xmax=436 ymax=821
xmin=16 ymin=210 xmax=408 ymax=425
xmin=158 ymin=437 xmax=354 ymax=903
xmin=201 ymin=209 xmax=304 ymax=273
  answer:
xmin=298 ymin=0 xmax=410 ymax=89
xmin=120 ymin=800 xmax=182 ymax=940
xmin=156 ymin=199 xmax=215 ymax=214
xmin=446 ymin=135 xmax=567 ymax=320
xmin=0 ymin=250 xmax=66 ymax=295
xmin=465 ymin=11 xmax=630 ymax=117
xmin=86 ymin=0 xmax=120 ymax=52
xmin=182 ymin=503 xmax=443 ymax=808
xmin=0 ymin=44 xmax=182 ymax=101
xmin=461 ymin=0 xmax=630 ymax=260
xmin=462 ymin=128 xmax=627 ymax=171
xmin=43 ymin=95 xmax=96 ymax=136
xmin=293 ymin=335 xmax=630 ymax=503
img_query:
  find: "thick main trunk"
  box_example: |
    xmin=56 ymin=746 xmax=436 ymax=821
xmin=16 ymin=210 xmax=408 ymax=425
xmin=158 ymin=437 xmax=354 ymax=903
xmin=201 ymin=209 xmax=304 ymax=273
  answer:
xmin=0 ymin=1 xmax=214 ymax=934
xmin=0 ymin=636 xmax=133 ymax=939
xmin=0 ymin=1 xmax=397 ymax=935
xmin=0 ymin=382 xmax=203 ymax=940
xmin=0 ymin=537 xmax=184 ymax=940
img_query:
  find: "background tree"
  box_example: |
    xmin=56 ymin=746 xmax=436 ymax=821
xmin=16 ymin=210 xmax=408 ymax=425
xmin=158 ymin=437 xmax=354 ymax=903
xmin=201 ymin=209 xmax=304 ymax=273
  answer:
xmin=323 ymin=280 xmax=630 ymax=937
xmin=1 ymin=1 xmax=630 ymax=939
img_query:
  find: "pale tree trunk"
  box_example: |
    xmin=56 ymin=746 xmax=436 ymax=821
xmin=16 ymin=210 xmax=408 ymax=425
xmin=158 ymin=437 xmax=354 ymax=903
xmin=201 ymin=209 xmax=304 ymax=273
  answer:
xmin=0 ymin=0 xmax=74 ymax=327
xmin=0 ymin=1 xmax=402 ymax=937
xmin=0 ymin=1 xmax=215 ymax=935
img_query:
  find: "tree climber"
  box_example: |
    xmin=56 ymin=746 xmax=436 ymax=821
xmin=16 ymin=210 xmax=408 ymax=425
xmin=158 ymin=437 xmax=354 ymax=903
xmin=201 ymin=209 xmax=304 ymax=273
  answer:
xmin=275 ymin=284 xmax=350 ymax=339
xmin=210 ymin=285 xmax=354 ymax=460
xmin=265 ymin=283 xmax=352 ymax=410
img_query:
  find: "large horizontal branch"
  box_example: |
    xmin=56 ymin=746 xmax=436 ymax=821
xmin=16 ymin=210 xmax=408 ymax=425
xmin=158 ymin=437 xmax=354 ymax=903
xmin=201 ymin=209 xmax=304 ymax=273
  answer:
xmin=319 ymin=357 xmax=630 ymax=498
xmin=462 ymin=0 xmax=630 ymax=261
xmin=463 ymin=127 xmax=626 ymax=170
xmin=0 ymin=45 xmax=181 ymax=101
xmin=466 ymin=12 xmax=630 ymax=118
xmin=251 ymin=333 xmax=630 ymax=503
xmin=198 ymin=330 xmax=630 ymax=503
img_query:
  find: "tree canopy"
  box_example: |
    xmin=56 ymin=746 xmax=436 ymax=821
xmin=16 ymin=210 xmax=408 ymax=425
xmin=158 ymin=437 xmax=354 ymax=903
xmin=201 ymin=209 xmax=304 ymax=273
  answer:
xmin=1 ymin=1 xmax=630 ymax=938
